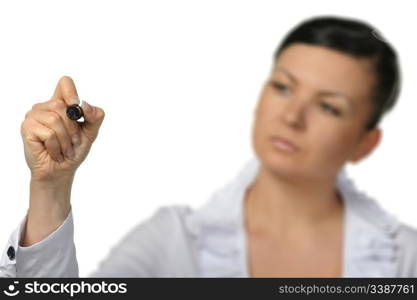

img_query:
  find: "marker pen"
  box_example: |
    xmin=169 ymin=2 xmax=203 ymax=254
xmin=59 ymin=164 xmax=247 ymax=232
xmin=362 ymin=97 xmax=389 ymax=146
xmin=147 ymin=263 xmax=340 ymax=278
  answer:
xmin=66 ymin=103 xmax=84 ymax=122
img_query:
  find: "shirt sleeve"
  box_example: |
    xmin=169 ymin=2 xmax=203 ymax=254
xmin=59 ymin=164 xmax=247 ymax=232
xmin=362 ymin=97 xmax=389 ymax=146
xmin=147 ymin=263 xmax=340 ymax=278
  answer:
xmin=88 ymin=205 xmax=198 ymax=277
xmin=0 ymin=205 xmax=196 ymax=278
xmin=0 ymin=207 xmax=78 ymax=278
xmin=88 ymin=206 xmax=175 ymax=277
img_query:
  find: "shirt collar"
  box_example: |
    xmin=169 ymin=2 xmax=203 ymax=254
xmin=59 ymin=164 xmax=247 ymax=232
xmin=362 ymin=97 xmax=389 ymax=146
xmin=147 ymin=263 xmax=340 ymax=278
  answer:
xmin=185 ymin=156 xmax=400 ymax=277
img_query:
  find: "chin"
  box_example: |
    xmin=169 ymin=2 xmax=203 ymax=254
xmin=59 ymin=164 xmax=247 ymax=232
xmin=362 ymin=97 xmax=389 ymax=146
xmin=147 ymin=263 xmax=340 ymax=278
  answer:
xmin=257 ymin=148 xmax=305 ymax=179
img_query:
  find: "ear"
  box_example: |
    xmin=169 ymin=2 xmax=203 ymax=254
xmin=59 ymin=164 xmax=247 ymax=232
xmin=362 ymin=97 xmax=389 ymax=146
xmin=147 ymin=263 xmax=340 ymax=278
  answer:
xmin=348 ymin=128 xmax=382 ymax=164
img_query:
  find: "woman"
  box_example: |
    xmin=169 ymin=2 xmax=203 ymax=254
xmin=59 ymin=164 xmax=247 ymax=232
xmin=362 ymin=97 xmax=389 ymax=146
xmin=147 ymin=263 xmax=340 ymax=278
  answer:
xmin=1 ymin=16 xmax=417 ymax=277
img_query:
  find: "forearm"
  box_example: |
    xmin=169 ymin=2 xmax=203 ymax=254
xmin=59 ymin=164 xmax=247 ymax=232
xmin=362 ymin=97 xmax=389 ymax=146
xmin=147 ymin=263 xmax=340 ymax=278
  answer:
xmin=21 ymin=176 xmax=74 ymax=247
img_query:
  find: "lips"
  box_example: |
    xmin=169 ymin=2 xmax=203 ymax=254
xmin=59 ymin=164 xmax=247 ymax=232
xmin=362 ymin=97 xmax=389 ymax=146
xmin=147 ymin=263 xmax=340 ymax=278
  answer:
xmin=270 ymin=135 xmax=300 ymax=152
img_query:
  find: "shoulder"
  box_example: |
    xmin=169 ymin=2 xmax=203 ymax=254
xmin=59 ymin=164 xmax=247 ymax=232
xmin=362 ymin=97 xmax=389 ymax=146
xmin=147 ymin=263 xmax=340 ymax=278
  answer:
xmin=337 ymin=170 xmax=417 ymax=276
xmin=346 ymin=192 xmax=417 ymax=276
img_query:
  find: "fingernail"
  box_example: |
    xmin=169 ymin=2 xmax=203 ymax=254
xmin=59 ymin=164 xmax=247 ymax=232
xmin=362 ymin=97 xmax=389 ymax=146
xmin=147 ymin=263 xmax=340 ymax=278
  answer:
xmin=81 ymin=100 xmax=93 ymax=114
xmin=66 ymin=147 xmax=75 ymax=159
xmin=72 ymin=135 xmax=81 ymax=147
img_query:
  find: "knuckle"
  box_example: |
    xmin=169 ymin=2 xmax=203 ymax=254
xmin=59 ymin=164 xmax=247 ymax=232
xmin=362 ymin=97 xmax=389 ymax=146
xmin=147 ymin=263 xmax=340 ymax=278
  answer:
xmin=47 ymin=112 xmax=61 ymax=125
xmin=20 ymin=121 xmax=28 ymax=135
xmin=31 ymin=103 xmax=41 ymax=111
xmin=24 ymin=110 xmax=32 ymax=119
xmin=51 ymin=99 xmax=66 ymax=111
xmin=96 ymin=107 xmax=105 ymax=119
xmin=46 ymin=129 xmax=56 ymax=141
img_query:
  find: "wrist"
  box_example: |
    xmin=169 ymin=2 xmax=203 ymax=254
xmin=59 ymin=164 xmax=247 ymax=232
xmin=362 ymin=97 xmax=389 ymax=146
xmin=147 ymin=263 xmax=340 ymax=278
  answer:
xmin=28 ymin=177 xmax=73 ymax=228
xmin=22 ymin=176 xmax=74 ymax=246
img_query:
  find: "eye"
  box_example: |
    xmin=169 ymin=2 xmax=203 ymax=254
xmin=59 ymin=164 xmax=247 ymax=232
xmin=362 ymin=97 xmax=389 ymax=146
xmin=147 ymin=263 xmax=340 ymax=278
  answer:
xmin=270 ymin=81 xmax=290 ymax=94
xmin=320 ymin=102 xmax=341 ymax=116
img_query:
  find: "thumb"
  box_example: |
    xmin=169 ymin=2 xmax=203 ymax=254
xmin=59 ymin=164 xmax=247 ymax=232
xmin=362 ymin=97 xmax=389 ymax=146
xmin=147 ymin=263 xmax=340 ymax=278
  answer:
xmin=80 ymin=100 xmax=105 ymax=143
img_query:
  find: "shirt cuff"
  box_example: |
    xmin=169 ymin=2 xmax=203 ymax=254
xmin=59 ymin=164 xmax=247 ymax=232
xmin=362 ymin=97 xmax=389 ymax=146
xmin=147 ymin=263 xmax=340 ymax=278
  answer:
xmin=0 ymin=208 xmax=78 ymax=277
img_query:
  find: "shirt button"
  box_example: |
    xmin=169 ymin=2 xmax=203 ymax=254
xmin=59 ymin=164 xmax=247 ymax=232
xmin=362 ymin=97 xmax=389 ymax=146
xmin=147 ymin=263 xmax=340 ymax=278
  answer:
xmin=7 ymin=246 xmax=15 ymax=260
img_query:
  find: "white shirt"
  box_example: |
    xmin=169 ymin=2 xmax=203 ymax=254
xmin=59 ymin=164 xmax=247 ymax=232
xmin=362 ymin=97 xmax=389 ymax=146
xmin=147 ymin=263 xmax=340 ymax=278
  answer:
xmin=1 ymin=157 xmax=417 ymax=277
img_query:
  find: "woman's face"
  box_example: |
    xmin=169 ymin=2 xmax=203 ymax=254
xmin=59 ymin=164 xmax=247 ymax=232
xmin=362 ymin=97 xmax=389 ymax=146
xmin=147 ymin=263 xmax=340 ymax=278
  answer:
xmin=252 ymin=43 xmax=381 ymax=180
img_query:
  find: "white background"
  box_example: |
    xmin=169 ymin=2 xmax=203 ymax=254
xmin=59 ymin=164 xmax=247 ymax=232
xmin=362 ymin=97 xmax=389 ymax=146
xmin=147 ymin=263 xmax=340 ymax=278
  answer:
xmin=0 ymin=0 xmax=416 ymax=276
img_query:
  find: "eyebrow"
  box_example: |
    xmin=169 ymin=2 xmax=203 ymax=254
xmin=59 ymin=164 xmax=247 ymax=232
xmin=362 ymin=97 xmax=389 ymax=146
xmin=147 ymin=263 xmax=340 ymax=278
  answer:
xmin=274 ymin=66 xmax=353 ymax=106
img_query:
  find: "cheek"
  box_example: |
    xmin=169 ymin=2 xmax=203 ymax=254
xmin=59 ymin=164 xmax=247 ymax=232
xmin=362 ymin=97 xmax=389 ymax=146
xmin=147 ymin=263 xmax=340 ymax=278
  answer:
xmin=309 ymin=126 xmax=359 ymax=166
xmin=254 ymin=92 xmax=284 ymax=132
xmin=252 ymin=100 xmax=273 ymax=157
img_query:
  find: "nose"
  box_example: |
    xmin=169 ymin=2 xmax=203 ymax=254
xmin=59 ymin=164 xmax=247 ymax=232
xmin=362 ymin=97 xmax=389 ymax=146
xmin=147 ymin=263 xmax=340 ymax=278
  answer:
xmin=280 ymin=98 xmax=307 ymax=129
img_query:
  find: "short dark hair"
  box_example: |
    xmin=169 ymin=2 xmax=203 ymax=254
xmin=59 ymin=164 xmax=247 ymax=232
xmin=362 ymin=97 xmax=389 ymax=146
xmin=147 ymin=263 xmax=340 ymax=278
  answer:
xmin=273 ymin=16 xmax=401 ymax=130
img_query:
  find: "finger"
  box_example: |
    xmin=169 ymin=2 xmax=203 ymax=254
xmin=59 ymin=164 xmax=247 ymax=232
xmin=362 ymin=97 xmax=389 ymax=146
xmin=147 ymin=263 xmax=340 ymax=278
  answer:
xmin=80 ymin=100 xmax=105 ymax=143
xmin=24 ymin=118 xmax=64 ymax=162
xmin=26 ymin=110 xmax=75 ymax=160
xmin=30 ymin=98 xmax=81 ymax=147
xmin=51 ymin=76 xmax=80 ymax=106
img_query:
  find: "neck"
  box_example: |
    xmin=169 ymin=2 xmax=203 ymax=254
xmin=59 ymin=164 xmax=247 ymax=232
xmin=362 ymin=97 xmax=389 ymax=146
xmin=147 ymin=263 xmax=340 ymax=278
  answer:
xmin=245 ymin=164 xmax=344 ymax=236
